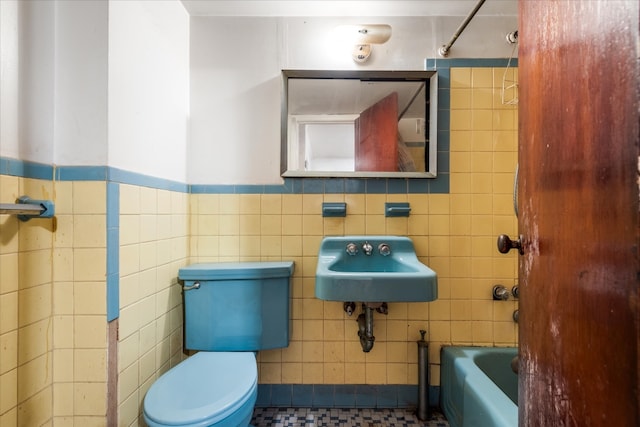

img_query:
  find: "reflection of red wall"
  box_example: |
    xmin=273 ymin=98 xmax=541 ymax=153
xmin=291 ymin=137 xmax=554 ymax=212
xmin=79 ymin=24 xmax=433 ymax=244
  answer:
xmin=354 ymin=92 xmax=398 ymax=171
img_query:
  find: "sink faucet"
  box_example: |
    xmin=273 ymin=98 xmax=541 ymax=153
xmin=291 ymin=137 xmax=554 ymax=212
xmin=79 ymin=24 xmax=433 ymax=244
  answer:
xmin=362 ymin=241 xmax=373 ymax=256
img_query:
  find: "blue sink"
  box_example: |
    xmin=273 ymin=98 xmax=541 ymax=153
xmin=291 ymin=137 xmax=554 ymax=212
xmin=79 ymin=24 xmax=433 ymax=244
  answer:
xmin=315 ymin=236 xmax=438 ymax=302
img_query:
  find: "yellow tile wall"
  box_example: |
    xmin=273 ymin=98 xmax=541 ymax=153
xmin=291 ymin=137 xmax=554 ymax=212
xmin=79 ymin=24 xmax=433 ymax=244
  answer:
xmin=117 ymin=185 xmax=189 ymax=427
xmin=190 ymin=67 xmax=519 ymax=388
xmin=52 ymin=180 xmax=109 ymax=426
xmin=1 ymin=176 xmax=55 ymax=427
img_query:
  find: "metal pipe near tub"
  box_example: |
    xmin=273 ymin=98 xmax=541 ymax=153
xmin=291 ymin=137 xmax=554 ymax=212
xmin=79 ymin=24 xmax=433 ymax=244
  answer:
xmin=417 ymin=330 xmax=430 ymax=420
xmin=438 ymin=0 xmax=487 ymax=57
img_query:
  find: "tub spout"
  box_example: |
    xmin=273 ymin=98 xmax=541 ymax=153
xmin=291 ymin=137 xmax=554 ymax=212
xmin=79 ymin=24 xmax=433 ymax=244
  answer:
xmin=357 ymin=305 xmax=375 ymax=352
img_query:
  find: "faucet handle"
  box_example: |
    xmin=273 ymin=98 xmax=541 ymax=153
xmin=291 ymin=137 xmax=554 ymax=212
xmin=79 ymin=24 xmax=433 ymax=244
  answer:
xmin=378 ymin=243 xmax=391 ymax=256
xmin=492 ymin=284 xmax=510 ymax=300
xmin=511 ymin=285 xmax=519 ymax=298
xmin=346 ymin=243 xmax=358 ymax=256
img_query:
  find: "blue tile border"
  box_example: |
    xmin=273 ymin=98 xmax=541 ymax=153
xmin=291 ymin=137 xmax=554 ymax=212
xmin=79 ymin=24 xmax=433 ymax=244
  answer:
xmin=0 ymin=157 xmax=53 ymax=180
xmin=106 ymin=182 xmax=120 ymax=322
xmin=255 ymin=384 xmax=440 ymax=409
xmin=426 ymin=58 xmax=518 ymax=69
xmin=108 ymin=167 xmax=189 ymax=193
xmin=56 ymin=165 xmax=108 ymax=181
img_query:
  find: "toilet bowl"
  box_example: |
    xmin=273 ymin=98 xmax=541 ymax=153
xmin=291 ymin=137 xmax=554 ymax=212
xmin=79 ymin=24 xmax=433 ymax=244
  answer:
xmin=143 ymin=352 xmax=257 ymax=427
xmin=142 ymin=262 xmax=294 ymax=427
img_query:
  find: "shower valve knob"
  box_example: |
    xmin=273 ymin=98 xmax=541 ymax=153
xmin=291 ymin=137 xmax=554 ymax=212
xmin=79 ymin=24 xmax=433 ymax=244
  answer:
xmin=497 ymin=234 xmax=524 ymax=255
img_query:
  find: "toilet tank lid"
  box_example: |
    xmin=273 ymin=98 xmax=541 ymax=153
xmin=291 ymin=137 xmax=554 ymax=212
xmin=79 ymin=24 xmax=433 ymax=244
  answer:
xmin=179 ymin=261 xmax=294 ymax=281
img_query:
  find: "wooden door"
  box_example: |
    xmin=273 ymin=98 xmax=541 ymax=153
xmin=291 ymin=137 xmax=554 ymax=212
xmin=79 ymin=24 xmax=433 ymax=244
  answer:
xmin=355 ymin=92 xmax=398 ymax=171
xmin=517 ymin=0 xmax=639 ymax=425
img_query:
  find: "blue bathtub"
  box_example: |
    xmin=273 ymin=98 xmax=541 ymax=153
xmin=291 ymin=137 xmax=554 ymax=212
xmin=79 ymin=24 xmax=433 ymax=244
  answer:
xmin=440 ymin=346 xmax=518 ymax=427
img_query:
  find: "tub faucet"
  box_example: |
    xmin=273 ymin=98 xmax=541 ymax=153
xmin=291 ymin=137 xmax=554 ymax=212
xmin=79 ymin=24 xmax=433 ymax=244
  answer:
xmin=492 ymin=285 xmax=510 ymax=300
xmin=511 ymin=285 xmax=519 ymax=298
xmin=362 ymin=241 xmax=373 ymax=256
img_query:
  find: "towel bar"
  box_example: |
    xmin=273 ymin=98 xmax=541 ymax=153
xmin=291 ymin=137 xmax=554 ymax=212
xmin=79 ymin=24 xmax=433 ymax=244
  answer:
xmin=0 ymin=196 xmax=55 ymax=221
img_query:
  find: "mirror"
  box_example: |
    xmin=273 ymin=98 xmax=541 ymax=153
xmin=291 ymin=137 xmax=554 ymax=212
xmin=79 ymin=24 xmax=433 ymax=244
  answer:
xmin=281 ymin=70 xmax=438 ymax=178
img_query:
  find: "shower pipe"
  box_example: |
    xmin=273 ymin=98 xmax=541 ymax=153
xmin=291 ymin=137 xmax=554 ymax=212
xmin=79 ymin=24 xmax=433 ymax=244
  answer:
xmin=438 ymin=0 xmax=487 ymax=57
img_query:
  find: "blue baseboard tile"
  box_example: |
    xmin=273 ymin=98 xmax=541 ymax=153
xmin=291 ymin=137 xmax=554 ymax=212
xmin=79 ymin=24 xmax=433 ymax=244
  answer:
xmin=354 ymin=385 xmax=377 ymax=408
xmin=291 ymin=385 xmax=313 ymax=407
xmin=377 ymin=386 xmax=398 ymax=408
xmin=256 ymin=384 xmax=272 ymax=407
xmin=333 ymin=385 xmax=357 ymax=408
xmin=270 ymin=384 xmax=293 ymax=407
xmin=255 ymin=384 xmax=441 ymax=410
xmin=312 ymin=385 xmax=335 ymax=407
xmin=430 ymin=385 xmax=439 ymax=408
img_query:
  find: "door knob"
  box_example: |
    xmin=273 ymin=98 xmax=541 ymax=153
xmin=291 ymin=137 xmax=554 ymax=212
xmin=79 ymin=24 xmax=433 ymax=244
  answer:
xmin=497 ymin=234 xmax=524 ymax=255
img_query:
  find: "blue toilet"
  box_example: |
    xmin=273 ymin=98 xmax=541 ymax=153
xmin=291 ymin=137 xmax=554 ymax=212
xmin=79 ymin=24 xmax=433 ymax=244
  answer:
xmin=143 ymin=261 xmax=294 ymax=427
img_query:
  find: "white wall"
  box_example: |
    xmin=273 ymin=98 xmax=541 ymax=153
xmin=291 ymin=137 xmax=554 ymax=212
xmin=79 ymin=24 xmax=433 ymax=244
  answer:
xmin=108 ymin=0 xmax=190 ymax=182
xmin=188 ymin=15 xmax=518 ymax=185
xmin=189 ymin=17 xmax=281 ymax=185
xmin=0 ymin=0 xmax=19 ymax=160
xmin=11 ymin=0 xmax=56 ymax=164
xmin=54 ymin=0 xmax=108 ymax=166
xmin=2 ymin=0 xmax=189 ymax=181
xmin=1 ymin=0 xmax=109 ymax=166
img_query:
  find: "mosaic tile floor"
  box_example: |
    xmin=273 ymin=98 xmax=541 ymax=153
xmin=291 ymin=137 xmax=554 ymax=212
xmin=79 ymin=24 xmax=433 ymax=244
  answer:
xmin=251 ymin=408 xmax=450 ymax=426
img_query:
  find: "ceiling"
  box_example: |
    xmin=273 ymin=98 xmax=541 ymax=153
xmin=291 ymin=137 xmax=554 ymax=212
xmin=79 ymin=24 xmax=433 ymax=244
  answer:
xmin=180 ymin=0 xmax=518 ymax=17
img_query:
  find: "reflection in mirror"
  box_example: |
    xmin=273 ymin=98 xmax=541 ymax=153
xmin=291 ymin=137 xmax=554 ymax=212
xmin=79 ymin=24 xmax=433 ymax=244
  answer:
xmin=281 ymin=70 xmax=438 ymax=178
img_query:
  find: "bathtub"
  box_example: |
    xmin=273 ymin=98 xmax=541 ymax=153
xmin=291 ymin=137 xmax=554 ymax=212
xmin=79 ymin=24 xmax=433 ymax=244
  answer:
xmin=440 ymin=346 xmax=518 ymax=427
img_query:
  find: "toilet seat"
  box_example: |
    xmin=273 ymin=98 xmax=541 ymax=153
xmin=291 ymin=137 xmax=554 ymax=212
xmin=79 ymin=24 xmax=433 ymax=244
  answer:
xmin=143 ymin=352 xmax=257 ymax=427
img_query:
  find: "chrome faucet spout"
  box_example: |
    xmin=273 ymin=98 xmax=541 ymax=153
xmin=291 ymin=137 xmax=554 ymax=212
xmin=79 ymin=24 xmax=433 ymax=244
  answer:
xmin=362 ymin=241 xmax=373 ymax=255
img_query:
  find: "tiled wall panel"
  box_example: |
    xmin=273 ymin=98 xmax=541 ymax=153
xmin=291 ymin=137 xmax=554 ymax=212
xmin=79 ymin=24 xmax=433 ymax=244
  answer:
xmin=116 ymin=185 xmax=189 ymax=427
xmin=1 ymin=177 xmax=55 ymax=426
xmin=52 ymin=180 xmax=108 ymax=426
xmin=189 ymin=67 xmax=519 ymax=389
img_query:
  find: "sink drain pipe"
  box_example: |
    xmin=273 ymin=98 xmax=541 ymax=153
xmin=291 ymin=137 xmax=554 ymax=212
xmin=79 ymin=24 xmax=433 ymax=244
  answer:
xmin=357 ymin=305 xmax=375 ymax=352
xmin=417 ymin=330 xmax=430 ymax=420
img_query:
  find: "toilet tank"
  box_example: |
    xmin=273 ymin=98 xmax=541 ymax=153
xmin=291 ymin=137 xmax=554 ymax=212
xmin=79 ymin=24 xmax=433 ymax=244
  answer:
xmin=178 ymin=261 xmax=294 ymax=351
